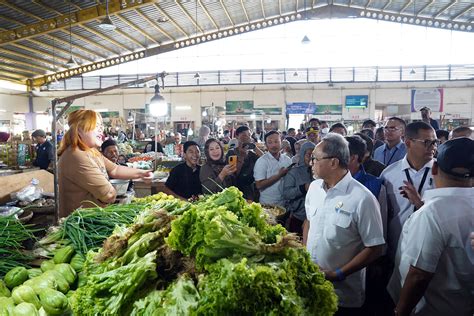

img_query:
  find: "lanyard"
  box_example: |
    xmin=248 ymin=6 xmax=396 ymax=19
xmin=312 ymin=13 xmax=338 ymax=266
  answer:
xmin=404 ymin=167 xmax=430 ymax=211
xmin=384 ymin=146 xmax=399 ymax=165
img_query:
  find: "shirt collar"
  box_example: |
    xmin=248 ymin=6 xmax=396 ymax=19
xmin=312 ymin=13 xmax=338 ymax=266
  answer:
xmin=401 ymin=156 xmax=434 ymax=171
xmin=423 ymin=187 xmax=474 ymax=200
xmin=384 ymin=140 xmax=404 ymax=151
xmin=322 ymin=170 xmax=352 ymax=193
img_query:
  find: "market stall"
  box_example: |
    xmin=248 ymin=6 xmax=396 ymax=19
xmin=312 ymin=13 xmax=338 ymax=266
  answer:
xmin=0 ymin=187 xmax=338 ymax=315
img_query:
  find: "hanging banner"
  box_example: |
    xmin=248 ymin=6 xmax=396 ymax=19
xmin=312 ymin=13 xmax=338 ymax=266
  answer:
xmin=411 ymin=89 xmax=444 ymax=112
xmin=225 ymin=101 xmax=254 ymax=115
xmin=315 ymin=104 xmax=342 ymax=115
xmin=345 ymin=95 xmax=368 ymax=108
xmin=286 ymin=102 xmax=316 ymax=114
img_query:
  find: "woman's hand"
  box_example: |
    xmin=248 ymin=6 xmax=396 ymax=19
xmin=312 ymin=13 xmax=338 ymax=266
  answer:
xmin=140 ymin=170 xmax=154 ymax=183
xmin=218 ymin=164 xmax=237 ymax=181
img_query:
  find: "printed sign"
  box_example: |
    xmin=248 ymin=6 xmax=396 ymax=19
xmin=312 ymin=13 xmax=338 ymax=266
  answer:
xmin=411 ymin=89 xmax=443 ymax=112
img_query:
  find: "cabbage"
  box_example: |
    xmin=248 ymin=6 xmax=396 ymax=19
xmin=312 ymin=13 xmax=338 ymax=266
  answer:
xmin=24 ymin=276 xmax=58 ymax=296
xmin=40 ymin=260 xmax=55 ymax=272
xmin=39 ymin=288 xmax=70 ymax=316
xmin=11 ymin=285 xmax=41 ymax=309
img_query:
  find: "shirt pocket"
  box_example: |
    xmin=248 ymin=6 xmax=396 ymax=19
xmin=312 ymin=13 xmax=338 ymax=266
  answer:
xmin=326 ymin=212 xmax=353 ymax=247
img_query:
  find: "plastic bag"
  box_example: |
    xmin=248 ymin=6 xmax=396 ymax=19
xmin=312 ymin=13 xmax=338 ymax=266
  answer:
xmin=14 ymin=178 xmax=43 ymax=203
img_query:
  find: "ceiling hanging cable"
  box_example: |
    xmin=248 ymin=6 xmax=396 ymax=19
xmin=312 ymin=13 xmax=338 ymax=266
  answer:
xmin=66 ymin=2 xmax=77 ymax=67
xmin=194 ymin=0 xmax=200 ymax=80
xmin=98 ymin=0 xmax=117 ymax=31
xmin=410 ymin=0 xmax=416 ymax=75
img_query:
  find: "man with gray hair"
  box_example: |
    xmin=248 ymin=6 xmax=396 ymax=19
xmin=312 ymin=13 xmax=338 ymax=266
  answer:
xmin=303 ymin=133 xmax=385 ymax=315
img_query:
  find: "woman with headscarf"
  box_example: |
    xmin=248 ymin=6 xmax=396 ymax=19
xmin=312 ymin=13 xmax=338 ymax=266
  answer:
xmin=280 ymin=141 xmax=315 ymax=235
xmin=199 ymin=138 xmax=236 ymax=194
xmin=58 ymin=110 xmax=152 ymax=218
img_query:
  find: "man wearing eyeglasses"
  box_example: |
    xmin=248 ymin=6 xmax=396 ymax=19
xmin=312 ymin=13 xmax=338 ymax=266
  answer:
xmin=381 ymin=121 xmax=438 ymax=264
xmin=303 ymin=133 xmax=384 ymax=315
xmin=374 ymin=117 xmax=407 ymax=167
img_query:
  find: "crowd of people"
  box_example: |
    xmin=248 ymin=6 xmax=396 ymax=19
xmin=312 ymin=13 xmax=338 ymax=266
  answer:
xmin=23 ymin=108 xmax=474 ymax=316
xmin=160 ymin=116 xmax=473 ymax=316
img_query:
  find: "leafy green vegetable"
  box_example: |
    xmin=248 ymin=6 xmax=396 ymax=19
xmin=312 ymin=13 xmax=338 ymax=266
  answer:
xmin=39 ymin=288 xmax=70 ymax=316
xmin=0 ymin=279 xmax=11 ymax=297
xmin=131 ymin=276 xmax=199 ymax=316
xmin=11 ymin=285 xmax=41 ymax=309
xmin=11 ymin=302 xmax=39 ymax=316
xmin=71 ymin=251 xmax=158 ymax=315
xmin=4 ymin=267 xmax=28 ymax=289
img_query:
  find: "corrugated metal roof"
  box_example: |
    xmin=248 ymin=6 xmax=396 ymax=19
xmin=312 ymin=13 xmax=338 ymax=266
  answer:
xmin=0 ymin=0 xmax=469 ymax=86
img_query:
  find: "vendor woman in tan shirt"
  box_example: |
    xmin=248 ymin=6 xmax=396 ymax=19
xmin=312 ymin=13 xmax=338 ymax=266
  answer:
xmin=58 ymin=109 xmax=152 ymax=218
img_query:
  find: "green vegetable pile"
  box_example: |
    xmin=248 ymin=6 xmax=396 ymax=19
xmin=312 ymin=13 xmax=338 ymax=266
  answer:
xmin=0 ymin=214 xmax=36 ymax=277
xmin=69 ymin=187 xmax=338 ymax=315
xmin=38 ymin=203 xmax=153 ymax=257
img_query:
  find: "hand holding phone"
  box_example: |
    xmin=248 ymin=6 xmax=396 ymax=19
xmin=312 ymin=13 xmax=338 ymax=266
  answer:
xmin=228 ymin=155 xmax=237 ymax=168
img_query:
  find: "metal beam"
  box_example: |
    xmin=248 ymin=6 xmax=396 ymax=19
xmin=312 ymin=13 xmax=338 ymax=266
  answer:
xmin=80 ymin=24 xmax=134 ymax=52
xmin=114 ymin=14 xmax=159 ymax=45
xmin=199 ymin=0 xmax=219 ymax=30
xmin=135 ymin=8 xmax=175 ymax=41
xmin=69 ymin=29 xmax=120 ymax=56
xmin=0 ymin=44 xmax=64 ymax=65
xmin=32 ymin=1 xmax=63 ymax=16
xmin=0 ymin=0 xmax=155 ymax=45
xmin=0 ymin=76 xmax=24 ymax=84
xmin=382 ymin=0 xmax=392 ymax=11
xmin=176 ymin=0 xmax=204 ymax=34
xmin=401 ymin=0 xmax=414 ymax=13
xmin=9 ymin=42 xmax=69 ymax=63
xmin=240 ymin=0 xmax=250 ymax=23
xmin=452 ymin=4 xmax=473 ymax=20
xmin=1 ymin=2 xmax=44 ymax=22
xmin=417 ymin=0 xmax=435 ymax=15
xmin=0 ymin=70 xmax=30 ymax=80
xmin=43 ymin=34 xmax=107 ymax=60
xmin=153 ymin=3 xmax=189 ymax=37
xmin=0 ymin=54 xmax=53 ymax=72
xmin=0 ymin=64 xmax=38 ymax=77
xmin=433 ymin=0 xmax=457 ymax=19
xmin=260 ymin=0 xmax=266 ymax=19
xmin=220 ymin=0 xmax=235 ymax=26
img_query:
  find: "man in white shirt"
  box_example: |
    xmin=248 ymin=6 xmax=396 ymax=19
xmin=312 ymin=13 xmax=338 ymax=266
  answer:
xmin=381 ymin=121 xmax=439 ymax=260
xmin=254 ymin=131 xmax=292 ymax=206
xmin=303 ymin=133 xmax=385 ymax=315
xmin=374 ymin=117 xmax=407 ymax=166
xmin=389 ymin=137 xmax=474 ymax=316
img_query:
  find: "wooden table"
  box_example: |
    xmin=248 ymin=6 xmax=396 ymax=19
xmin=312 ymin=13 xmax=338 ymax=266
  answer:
xmin=133 ymin=178 xmax=167 ymax=198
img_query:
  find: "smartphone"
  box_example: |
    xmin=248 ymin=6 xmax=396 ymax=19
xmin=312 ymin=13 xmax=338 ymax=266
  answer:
xmin=228 ymin=155 xmax=237 ymax=168
xmin=243 ymin=143 xmax=256 ymax=150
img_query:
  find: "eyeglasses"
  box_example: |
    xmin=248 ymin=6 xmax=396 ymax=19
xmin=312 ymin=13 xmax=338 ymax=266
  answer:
xmin=311 ymin=156 xmax=335 ymax=163
xmin=409 ymin=138 xmax=440 ymax=148
xmin=384 ymin=126 xmax=401 ymax=132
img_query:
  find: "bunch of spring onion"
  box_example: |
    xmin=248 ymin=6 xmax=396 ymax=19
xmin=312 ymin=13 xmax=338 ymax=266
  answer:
xmin=0 ymin=214 xmax=36 ymax=276
xmin=39 ymin=202 xmax=160 ymax=256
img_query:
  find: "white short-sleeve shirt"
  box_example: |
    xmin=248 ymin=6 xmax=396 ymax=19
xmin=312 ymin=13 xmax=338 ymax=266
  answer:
xmin=381 ymin=156 xmax=435 ymax=259
xmin=254 ymin=152 xmax=292 ymax=206
xmin=388 ymin=187 xmax=474 ymax=316
xmin=305 ymin=171 xmax=385 ymax=308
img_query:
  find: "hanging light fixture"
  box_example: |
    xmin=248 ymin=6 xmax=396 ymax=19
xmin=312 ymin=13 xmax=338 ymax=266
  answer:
xmin=149 ymin=73 xmax=168 ymax=117
xmin=66 ymin=4 xmax=77 ymax=67
xmin=410 ymin=68 xmax=416 ymax=74
xmin=293 ymin=71 xmax=299 ymax=77
xmin=98 ymin=0 xmax=116 ymax=31
xmin=194 ymin=72 xmax=201 ymax=79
